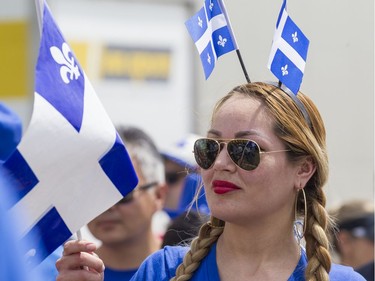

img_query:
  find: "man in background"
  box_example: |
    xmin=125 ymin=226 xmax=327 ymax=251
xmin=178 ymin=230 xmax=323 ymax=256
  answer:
xmin=330 ymin=199 xmax=374 ymax=281
xmin=160 ymin=133 xmax=209 ymax=219
xmin=86 ymin=126 xmax=167 ymax=281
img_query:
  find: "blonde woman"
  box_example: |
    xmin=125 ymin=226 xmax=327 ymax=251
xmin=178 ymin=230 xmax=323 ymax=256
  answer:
xmin=56 ymin=82 xmax=365 ymax=281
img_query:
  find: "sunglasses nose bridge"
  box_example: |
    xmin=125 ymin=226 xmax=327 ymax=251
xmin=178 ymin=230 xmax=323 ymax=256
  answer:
xmin=213 ymin=141 xmax=235 ymax=168
xmin=216 ymin=141 xmax=228 ymax=159
xmin=218 ymin=141 xmax=226 ymax=152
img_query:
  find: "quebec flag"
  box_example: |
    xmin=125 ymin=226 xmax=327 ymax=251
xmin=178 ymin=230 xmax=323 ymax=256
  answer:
xmin=267 ymin=0 xmax=309 ymax=94
xmin=2 ymin=1 xmax=138 ymax=267
xmin=185 ymin=0 xmax=237 ymax=79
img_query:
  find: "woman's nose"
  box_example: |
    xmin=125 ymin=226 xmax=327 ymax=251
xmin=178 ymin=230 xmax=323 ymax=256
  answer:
xmin=213 ymin=143 xmax=235 ymax=171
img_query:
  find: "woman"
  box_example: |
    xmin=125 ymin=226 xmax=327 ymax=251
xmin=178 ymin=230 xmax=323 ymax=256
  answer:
xmin=56 ymin=82 xmax=365 ymax=281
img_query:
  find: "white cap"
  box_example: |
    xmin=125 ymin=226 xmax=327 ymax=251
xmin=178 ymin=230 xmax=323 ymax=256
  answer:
xmin=160 ymin=133 xmax=202 ymax=169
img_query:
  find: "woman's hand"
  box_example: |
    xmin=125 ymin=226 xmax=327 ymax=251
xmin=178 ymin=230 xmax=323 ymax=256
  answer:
xmin=56 ymin=240 xmax=105 ymax=281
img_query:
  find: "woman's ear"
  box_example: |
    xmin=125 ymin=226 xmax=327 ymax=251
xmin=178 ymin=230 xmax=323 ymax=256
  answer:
xmin=295 ymin=156 xmax=316 ymax=190
xmin=154 ymin=183 xmax=168 ymax=210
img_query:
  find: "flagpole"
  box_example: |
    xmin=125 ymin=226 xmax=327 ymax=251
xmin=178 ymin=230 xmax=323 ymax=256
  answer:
xmin=76 ymin=229 xmax=83 ymax=240
xmin=217 ymin=0 xmax=251 ymax=83
xmin=76 ymin=229 xmax=89 ymax=270
xmin=236 ymin=49 xmax=251 ymax=83
xmin=35 ymin=0 xmax=44 ymax=35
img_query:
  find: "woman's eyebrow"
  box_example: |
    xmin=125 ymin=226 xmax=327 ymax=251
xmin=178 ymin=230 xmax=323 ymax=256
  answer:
xmin=207 ymin=129 xmax=221 ymax=137
xmin=234 ymin=130 xmax=261 ymax=138
xmin=207 ymin=129 xmax=267 ymax=139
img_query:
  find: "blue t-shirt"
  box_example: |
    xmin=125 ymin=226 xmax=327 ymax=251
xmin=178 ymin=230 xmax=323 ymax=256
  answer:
xmin=104 ymin=267 xmax=137 ymax=281
xmin=131 ymin=243 xmax=366 ymax=281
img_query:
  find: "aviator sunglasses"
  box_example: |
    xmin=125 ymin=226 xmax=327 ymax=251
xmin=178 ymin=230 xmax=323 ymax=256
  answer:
xmin=193 ymin=138 xmax=290 ymax=171
xmin=116 ymin=181 xmax=158 ymax=204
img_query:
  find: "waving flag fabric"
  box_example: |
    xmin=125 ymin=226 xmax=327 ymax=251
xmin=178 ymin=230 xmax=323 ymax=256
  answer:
xmin=185 ymin=0 xmax=237 ymax=79
xmin=267 ymin=0 xmax=309 ymax=94
xmin=3 ymin=1 xmax=138 ymax=267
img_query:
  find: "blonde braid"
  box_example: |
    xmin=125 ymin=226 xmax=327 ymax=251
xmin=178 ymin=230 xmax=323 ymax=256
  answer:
xmin=171 ymin=218 xmax=224 ymax=281
xmin=304 ymin=190 xmax=331 ymax=281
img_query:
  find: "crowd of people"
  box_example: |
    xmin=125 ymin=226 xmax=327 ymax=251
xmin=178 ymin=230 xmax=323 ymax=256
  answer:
xmin=54 ymin=82 xmax=370 ymax=281
xmin=1 ymin=82 xmax=374 ymax=281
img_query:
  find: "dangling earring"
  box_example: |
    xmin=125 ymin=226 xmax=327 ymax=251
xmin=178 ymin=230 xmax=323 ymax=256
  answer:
xmin=294 ymin=188 xmax=307 ymax=246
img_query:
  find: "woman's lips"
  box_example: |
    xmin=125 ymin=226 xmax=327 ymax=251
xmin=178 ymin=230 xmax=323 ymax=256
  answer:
xmin=212 ymin=180 xmax=240 ymax=194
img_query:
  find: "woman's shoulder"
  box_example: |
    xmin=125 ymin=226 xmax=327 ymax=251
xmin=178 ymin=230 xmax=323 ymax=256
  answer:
xmin=130 ymin=246 xmax=189 ymax=281
xmin=329 ymin=263 xmax=367 ymax=281
xmin=152 ymin=245 xmax=190 ymax=264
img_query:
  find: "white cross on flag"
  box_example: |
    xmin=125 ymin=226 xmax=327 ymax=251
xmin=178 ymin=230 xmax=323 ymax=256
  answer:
xmin=3 ymin=0 xmax=138 ymax=267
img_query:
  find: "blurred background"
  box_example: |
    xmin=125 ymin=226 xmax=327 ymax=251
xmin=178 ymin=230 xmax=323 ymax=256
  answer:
xmin=0 ymin=0 xmax=373 ymax=208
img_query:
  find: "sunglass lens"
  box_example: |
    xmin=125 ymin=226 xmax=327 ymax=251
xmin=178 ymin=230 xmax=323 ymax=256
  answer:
xmin=166 ymin=172 xmax=181 ymax=185
xmin=227 ymin=140 xmax=260 ymax=170
xmin=194 ymin=139 xmax=219 ymax=169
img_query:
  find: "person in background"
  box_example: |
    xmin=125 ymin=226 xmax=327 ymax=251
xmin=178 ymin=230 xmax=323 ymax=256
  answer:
xmin=329 ymin=199 xmax=374 ymax=281
xmin=160 ymin=135 xmax=210 ymax=249
xmin=0 ymin=102 xmax=43 ymax=281
xmin=85 ymin=126 xmax=167 ymax=281
xmin=56 ymin=82 xmax=365 ymax=281
xmin=161 ymin=134 xmax=210 ymax=219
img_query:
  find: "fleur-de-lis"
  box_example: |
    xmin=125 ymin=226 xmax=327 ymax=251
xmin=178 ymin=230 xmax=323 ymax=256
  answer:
xmin=50 ymin=42 xmax=80 ymax=84
xmin=217 ymin=35 xmax=227 ymax=47
xmin=198 ymin=16 xmax=203 ymax=28
xmin=292 ymin=31 xmax=298 ymax=43
xmin=281 ymin=64 xmax=288 ymax=76
xmin=207 ymin=53 xmax=211 ymax=64
xmin=209 ymin=0 xmax=214 ymax=11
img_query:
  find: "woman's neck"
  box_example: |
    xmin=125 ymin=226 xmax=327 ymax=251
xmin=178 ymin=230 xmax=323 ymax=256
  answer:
xmin=216 ymin=222 xmax=301 ymax=281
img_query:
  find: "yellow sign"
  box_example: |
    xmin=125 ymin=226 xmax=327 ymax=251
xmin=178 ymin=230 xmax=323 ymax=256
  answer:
xmin=0 ymin=21 xmax=28 ymax=98
xmin=100 ymin=46 xmax=171 ymax=81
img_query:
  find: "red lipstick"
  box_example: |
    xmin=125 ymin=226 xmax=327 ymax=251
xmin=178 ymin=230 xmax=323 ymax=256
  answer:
xmin=212 ymin=180 xmax=240 ymax=194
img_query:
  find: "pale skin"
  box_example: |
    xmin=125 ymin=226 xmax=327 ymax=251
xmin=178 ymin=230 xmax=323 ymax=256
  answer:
xmin=56 ymin=94 xmax=316 ymax=281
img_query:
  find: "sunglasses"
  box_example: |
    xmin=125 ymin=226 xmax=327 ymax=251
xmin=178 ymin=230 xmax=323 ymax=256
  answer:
xmin=193 ymin=138 xmax=289 ymax=171
xmin=116 ymin=182 xmax=158 ymax=204
xmin=165 ymin=171 xmax=186 ymax=185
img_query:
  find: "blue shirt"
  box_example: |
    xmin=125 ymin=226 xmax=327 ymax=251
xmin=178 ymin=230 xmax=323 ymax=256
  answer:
xmin=131 ymin=243 xmax=366 ymax=281
xmin=104 ymin=267 xmax=137 ymax=281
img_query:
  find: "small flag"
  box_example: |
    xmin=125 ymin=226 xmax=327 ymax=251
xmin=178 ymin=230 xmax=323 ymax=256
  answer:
xmin=267 ymin=0 xmax=309 ymax=94
xmin=3 ymin=0 xmax=138 ymax=267
xmin=185 ymin=0 xmax=237 ymax=79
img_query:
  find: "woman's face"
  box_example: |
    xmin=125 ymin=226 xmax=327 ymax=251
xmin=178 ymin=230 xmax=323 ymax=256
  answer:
xmin=202 ymin=94 xmax=299 ymax=226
